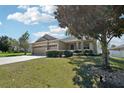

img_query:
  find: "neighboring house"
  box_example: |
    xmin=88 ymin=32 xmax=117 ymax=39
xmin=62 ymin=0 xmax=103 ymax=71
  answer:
xmin=28 ymin=43 xmax=32 ymax=52
xmin=32 ymin=34 xmax=98 ymax=55
xmin=109 ymin=44 xmax=124 ymax=57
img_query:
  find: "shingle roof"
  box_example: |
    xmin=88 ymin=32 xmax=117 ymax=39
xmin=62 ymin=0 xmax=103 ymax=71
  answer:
xmin=35 ymin=34 xmax=57 ymax=42
xmin=61 ymin=36 xmax=79 ymax=42
xmin=35 ymin=34 xmax=80 ymax=43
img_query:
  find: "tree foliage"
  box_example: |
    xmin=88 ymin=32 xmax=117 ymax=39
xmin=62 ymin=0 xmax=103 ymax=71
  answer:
xmin=0 ymin=36 xmax=19 ymax=52
xmin=9 ymin=38 xmax=19 ymax=52
xmin=19 ymin=31 xmax=30 ymax=55
xmin=55 ymin=5 xmax=124 ymax=68
xmin=0 ymin=36 xmax=10 ymax=52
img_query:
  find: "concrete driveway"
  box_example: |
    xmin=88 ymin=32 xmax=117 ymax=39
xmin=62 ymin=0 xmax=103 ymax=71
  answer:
xmin=0 ymin=56 xmax=46 ymax=65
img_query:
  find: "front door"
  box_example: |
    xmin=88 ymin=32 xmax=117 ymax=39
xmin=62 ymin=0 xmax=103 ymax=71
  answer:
xmin=70 ymin=44 xmax=74 ymax=50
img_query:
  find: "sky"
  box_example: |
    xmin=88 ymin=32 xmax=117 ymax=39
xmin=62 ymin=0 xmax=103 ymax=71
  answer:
xmin=0 ymin=5 xmax=123 ymax=46
xmin=0 ymin=5 xmax=67 ymax=43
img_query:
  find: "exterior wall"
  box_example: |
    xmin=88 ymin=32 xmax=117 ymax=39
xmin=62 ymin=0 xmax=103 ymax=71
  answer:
xmin=92 ymin=40 xmax=97 ymax=54
xmin=57 ymin=41 xmax=67 ymax=50
xmin=80 ymin=40 xmax=97 ymax=53
xmin=97 ymin=41 xmax=102 ymax=54
xmin=32 ymin=40 xmax=59 ymax=55
xmin=32 ymin=38 xmax=98 ymax=55
xmin=89 ymin=42 xmax=93 ymax=50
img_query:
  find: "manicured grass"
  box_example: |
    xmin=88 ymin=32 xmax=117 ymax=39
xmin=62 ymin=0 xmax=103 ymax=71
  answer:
xmin=68 ymin=56 xmax=124 ymax=87
xmin=110 ymin=57 xmax=124 ymax=70
xmin=0 ymin=52 xmax=31 ymax=57
xmin=0 ymin=56 xmax=123 ymax=87
xmin=0 ymin=58 xmax=78 ymax=88
xmin=110 ymin=57 xmax=124 ymax=61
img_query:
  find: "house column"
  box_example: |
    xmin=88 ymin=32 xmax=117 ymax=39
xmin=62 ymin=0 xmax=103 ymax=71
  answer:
xmin=81 ymin=41 xmax=84 ymax=52
xmin=76 ymin=42 xmax=79 ymax=50
xmin=89 ymin=42 xmax=93 ymax=50
xmin=56 ymin=40 xmax=59 ymax=50
xmin=81 ymin=36 xmax=84 ymax=52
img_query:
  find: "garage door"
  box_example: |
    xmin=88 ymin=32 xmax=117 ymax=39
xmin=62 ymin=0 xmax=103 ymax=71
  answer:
xmin=33 ymin=46 xmax=46 ymax=56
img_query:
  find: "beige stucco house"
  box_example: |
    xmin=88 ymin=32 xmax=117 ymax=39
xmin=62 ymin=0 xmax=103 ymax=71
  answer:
xmin=32 ymin=34 xmax=97 ymax=55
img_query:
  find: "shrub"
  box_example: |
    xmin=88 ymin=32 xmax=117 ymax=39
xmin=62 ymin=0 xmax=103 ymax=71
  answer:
xmin=84 ymin=50 xmax=94 ymax=56
xmin=74 ymin=50 xmax=82 ymax=53
xmin=93 ymin=53 xmax=102 ymax=56
xmin=58 ymin=51 xmax=63 ymax=57
xmin=46 ymin=51 xmax=63 ymax=57
xmin=64 ymin=50 xmax=73 ymax=57
xmin=46 ymin=51 xmax=59 ymax=57
xmin=75 ymin=53 xmax=84 ymax=56
xmin=73 ymin=50 xmax=83 ymax=56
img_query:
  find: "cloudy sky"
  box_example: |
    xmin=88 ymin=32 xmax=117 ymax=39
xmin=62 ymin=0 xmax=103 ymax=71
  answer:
xmin=0 ymin=5 xmax=67 ymax=43
xmin=0 ymin=5 xmax=123 ymax=46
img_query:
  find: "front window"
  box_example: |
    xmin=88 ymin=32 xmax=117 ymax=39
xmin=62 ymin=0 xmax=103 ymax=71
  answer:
xmin=84 ymin=43 xmax=90 ymax=49
xmin=48 ymin=45 xmax=57 ymax=50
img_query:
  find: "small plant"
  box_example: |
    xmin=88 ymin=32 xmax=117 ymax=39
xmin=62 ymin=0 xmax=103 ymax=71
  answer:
xmin=74 ymin=50 xmax=82 ymax=53
xmin=84 ymin=50 xmax=94 ymax=56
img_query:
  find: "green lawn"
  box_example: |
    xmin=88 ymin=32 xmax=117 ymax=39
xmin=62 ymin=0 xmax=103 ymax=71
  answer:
xmin=0 ymin=52 xmax=31 ymax=57
xmin=0 ymin=56 xmax=123 ymax=87
xmin=0 ymin=58 xmax=78 ymax=88
xmin=110 ymin=57 xmax=124 ymax=70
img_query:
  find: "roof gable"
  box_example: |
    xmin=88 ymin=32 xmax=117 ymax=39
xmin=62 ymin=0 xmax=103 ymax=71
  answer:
xmin=35 ymin=34 xmax=57 ymax=42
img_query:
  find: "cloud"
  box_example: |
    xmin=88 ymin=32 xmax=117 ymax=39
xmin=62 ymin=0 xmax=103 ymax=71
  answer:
xmin=41 ymin=5 xmax=57 ymax=14
xmin=33 ymin=25 xmax=67 ymax=39
xmin=17 ymin=5 xmax=29 ymax=10
xmin=49 ymin=25 xmax=67 ymax=33
xmin=0 ymin=21 xmax=2 ymax=26
xmin=33 ymin=31 xmax=49 ymax=37
xmin=33 ymin=31 xmax=66 ymax=39
xmin=7 ymin=6 xmax=56 ymax=25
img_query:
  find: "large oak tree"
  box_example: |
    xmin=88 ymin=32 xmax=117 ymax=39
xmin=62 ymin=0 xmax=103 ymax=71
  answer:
xmin=55 ymin=5 xmax=124 ymax=69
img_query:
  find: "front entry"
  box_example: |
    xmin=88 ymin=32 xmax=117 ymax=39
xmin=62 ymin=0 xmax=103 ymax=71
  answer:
xmin=70 ymin=44 xmax=75 ymax=50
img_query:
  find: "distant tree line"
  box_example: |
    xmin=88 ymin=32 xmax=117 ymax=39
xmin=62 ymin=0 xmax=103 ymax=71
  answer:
xmin=0 ymin=31 xmax=30 ymax=55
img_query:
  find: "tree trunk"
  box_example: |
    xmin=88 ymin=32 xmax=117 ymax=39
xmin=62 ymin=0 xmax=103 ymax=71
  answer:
xmin=101 ymin=41 xmax=110 ymax=69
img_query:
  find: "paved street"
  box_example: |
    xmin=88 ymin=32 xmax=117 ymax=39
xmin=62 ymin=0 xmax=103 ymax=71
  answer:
xmin=0 ymin=56 xmax=45 ymax=65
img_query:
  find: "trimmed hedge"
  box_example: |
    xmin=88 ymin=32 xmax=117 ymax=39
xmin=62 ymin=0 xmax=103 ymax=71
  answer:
xmin=74 ymin=50 xmax=82 ymax=53
xmin=46 ymin=50 xmax=100 ymax=57
xmin=46 ymin=51 xmax=63 ymax=57
xmin=64 ymin=50 xmax=73 ymax=57
xmin=84 ymin=50 xmax=94 ymax=56
xmin=46 ymin=50 xmax=73 ymax=58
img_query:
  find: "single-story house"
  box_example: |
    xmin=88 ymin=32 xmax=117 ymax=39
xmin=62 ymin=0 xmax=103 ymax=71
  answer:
xmin=109 ymin=44 xmax=124 ymax=57
xmin=32 ymin=34 xmax=98 ymax=55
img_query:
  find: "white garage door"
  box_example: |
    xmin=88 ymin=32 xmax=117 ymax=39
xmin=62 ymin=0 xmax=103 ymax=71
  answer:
xmin=33 ymin=46 xmax=46 ymax=55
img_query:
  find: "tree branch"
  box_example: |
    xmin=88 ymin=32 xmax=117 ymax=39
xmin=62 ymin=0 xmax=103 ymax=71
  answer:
xmin=107 ymin=35 xmax=114 ymax=44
